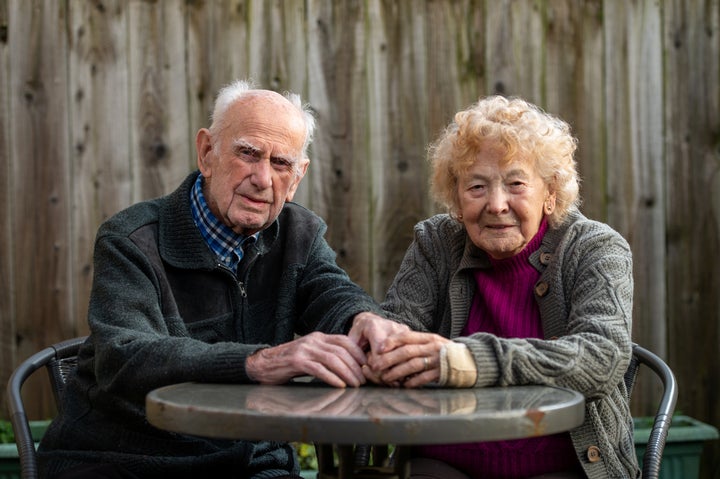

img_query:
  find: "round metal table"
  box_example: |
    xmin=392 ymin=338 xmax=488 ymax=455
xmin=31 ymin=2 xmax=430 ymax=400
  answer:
xmin=146 ymin=382 xmax=585 ymax=478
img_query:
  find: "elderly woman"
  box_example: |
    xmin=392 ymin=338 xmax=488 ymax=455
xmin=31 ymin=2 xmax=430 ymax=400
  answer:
xmin=352 ymin=96 xmax=638 ymax=478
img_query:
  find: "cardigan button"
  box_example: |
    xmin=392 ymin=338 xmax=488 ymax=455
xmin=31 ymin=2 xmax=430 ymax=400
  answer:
xmin=587 ymin=445 xmax=601 ymax=463
xmin=534 ymin=281 xmax=549 ymax=297
xmin=540 ymin=252 xmax=553 ymax=265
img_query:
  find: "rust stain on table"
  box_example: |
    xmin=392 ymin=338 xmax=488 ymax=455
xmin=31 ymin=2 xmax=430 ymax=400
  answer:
xmin=525 ymin=409 xmax=546 ymax=436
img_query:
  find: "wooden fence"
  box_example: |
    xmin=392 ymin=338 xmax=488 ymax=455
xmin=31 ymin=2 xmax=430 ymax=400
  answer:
xmin=1 ymin=0 xmax=719 ymax=474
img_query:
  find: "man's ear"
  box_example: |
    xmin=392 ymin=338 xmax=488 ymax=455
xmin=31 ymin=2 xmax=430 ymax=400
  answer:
xmin=196 ymin=128 xmax=214 ymax=177
xmin=286 ymin=158 xmax=310 ymax=202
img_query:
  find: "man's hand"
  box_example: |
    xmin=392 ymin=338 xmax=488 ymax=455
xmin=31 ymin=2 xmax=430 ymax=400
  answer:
xmin=245 ymin=332 xmax=367 ymax=387
xmin=348 ymin=312 xmax=411 ymax=355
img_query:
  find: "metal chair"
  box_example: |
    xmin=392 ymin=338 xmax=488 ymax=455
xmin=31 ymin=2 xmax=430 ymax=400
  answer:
xmin=625 ymin=342 xmax=679 ymax=479
xmin=6 ymin=336 xmax=88 ymax=479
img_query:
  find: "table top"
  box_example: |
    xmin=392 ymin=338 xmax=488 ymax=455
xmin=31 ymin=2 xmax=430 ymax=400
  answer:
xmin=146 ymin=382 xmax=584 ymax=445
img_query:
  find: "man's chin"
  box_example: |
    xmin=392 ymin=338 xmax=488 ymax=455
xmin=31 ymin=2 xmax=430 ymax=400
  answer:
xmin=228 ymin=215 xmax=268 ymax=236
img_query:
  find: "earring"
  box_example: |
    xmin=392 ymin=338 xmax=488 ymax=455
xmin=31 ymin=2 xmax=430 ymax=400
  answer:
xmin=457 ymin=214 xmax=463 ymax=220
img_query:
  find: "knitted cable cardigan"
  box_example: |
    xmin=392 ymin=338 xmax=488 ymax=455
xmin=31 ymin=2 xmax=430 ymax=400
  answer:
xmin=38 ymin=171 xmax=384 ymax=479
xmin=381 ymin=210 xmax=640 ymax=479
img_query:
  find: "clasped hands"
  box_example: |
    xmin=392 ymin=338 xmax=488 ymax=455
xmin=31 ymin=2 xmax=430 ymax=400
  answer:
xmin=245 ymin=312 xmax=450 ymax=388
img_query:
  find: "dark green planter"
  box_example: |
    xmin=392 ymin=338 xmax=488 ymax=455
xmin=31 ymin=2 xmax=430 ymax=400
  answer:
xmin=634 ymin=415 xmax=719 ymax=479
xmin=0 ymin=420 xmax=51 ymax=479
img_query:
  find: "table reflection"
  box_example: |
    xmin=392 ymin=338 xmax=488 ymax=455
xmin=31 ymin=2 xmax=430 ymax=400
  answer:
xmin=147 ymin=382 xmax=584 ymax=445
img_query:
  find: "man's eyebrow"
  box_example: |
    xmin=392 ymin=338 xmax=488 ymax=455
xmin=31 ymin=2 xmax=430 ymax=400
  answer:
xmin=232 ymin=138 xmax=261 ymax=154
xmin=231 ymin=138 xmax=298 ymax=164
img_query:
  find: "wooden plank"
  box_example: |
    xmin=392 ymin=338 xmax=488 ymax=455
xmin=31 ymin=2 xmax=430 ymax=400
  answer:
xmin=365 ymin=0 xmax=425 ymax=299
xmin=128 ymin=0 xmax=192 ymax=202
xmin=543 ymin=0 xmax=606 ymax=224
xmin=185 ymin=0 xmax=213 ymax=146
xmin=664 ymin=4 xmax=720 ymax=476
xmin=305 ymin=0 xmax=372 ymax=291
xmin=67 ymin=0 xmax=131 ymax=338
xmin=485 ymin=0 xmax=544 ymax=101
xmin=0 ymin=0 xmax=15 ymax=417
xmin=207 ymin=0 xmax=252 ymax=92
xmin=605 ymin=0 xmax=666 ymax=417
xmin=6 ymin=0 xmax=72 ymax=418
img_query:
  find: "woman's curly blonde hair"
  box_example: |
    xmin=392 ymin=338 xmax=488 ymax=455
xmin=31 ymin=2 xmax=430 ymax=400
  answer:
xmin=429 ymin=95 xmax=580 ymax=227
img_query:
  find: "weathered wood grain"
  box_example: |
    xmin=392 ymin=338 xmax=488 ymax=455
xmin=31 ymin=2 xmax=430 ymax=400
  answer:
xmin=6 ymin=0 xmax=72 ymax=415
xmin=0 ymin=0 xmax=15 ymax=406
xmin=128 ymin=0 xmax=192 ymax=202
xmin=68 ymin=0 xmax=130 ymax=340
xmin=664 ymin=3 xmax=720 ymax=476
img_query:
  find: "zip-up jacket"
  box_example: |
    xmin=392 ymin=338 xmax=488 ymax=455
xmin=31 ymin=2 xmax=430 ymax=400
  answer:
xmin=39 ymin=171 xmax=383 ymax=479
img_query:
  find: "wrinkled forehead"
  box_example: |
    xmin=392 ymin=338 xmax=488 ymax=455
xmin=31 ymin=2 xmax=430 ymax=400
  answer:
xmin=221 ymin=92 xmax=307 ymax=153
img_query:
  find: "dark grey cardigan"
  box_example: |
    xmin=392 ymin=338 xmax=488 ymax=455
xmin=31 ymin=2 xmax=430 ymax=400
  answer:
xmin=39 ymin=171 xmax=382 ymax=478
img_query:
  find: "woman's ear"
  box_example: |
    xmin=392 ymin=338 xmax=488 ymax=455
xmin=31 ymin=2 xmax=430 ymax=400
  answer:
xmin=544 ymin=191 xmax=557 ymax=215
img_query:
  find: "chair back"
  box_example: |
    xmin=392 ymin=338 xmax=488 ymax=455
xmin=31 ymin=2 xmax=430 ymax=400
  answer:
xmin=624 ymin=343 xmax=679 ymax=479
xmin=5 ymin=336 xmax=87 ymax=479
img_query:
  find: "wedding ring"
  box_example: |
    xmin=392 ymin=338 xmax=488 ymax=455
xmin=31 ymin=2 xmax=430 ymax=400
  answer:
xmin=423 ymin=357 xmax=429 ymax=371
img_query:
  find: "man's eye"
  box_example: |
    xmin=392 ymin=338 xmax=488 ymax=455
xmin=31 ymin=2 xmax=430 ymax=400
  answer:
xmin=272 ymin=158 xmax=293 ymax=170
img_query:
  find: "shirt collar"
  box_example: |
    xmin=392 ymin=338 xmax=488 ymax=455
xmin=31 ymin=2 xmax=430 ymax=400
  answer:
xmin=189 ymin=174 xmax=257 ymax=272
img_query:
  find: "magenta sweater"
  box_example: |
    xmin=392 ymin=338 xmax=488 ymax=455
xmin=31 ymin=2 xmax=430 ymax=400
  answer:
xmin=415 ymin=219 xmax=582 ymax=478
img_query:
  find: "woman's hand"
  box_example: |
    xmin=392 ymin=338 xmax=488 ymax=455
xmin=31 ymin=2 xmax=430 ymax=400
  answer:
xmin=366 ymin=330 xmax=451 ymax=388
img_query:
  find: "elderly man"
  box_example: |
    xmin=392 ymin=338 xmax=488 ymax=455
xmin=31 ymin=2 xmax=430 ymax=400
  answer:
xmin=38 ymin=80 xmax=391 ymax=479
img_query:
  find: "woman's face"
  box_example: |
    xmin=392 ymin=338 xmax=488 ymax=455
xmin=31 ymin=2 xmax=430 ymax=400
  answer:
xmin=456 ymin=144 xmax=554 ymax=259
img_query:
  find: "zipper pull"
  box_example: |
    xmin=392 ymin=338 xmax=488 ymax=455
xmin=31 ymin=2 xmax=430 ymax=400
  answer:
xmin=238 ymin=281 xmax=247 ymax=297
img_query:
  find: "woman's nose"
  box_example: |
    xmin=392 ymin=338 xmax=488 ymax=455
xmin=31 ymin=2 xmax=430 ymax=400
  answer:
xmin=486 ymin=187 xmax=509 ymax=213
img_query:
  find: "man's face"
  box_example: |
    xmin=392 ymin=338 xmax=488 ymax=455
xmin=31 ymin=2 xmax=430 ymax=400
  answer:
xmin=196 ymin=92 xmax=309 ymax=236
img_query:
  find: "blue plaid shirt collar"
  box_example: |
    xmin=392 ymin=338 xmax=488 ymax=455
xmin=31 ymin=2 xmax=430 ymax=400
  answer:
xmin=190 ymin=174 xmax=257 ymax=273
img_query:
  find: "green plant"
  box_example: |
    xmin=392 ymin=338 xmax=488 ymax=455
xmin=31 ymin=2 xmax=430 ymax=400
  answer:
xmin=0 ymin=420 xmax=14 ymax=444
xmin=292 ymin=442 xmax=318 ymax=470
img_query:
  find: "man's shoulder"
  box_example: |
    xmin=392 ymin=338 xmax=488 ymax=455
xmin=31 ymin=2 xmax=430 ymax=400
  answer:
xmin=97 ymin=173 xmax=195 ymax=240
xmin=97 ymin=199 xmax=163 ymax=239
xmin=280 ymin=202 xmax=324 ymax=228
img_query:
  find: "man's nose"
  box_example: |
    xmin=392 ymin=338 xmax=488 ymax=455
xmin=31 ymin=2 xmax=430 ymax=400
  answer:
xmin=250 ymin=159 xmax=273 ymax=189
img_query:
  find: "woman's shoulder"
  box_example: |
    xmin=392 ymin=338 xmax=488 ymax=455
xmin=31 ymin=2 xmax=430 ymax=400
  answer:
xmin=557 ymin=209 xmax=632 ymax=255
xmin=415 ymin=213 xmax=464 ymax=236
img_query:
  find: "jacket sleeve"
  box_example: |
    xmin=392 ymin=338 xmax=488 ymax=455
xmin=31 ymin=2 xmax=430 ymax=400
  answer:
xmin=85 ymin=230 xmax=264 ymax=405
xmin=381 ymin=216 xmax=465 ymax=335
xmin=293 ymin=224 xmax=385 ymax=335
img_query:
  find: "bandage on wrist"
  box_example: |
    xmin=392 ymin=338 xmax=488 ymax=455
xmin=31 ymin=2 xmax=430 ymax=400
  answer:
xmin=438 ymin=342 xmax=477 ymax=388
